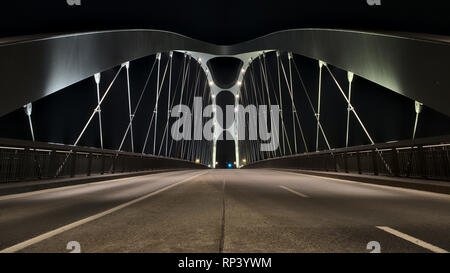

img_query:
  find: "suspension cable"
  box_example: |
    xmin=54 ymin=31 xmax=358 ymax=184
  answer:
xmin=142 ymin=53 xmax=170 ymax=154
xmin=279 ymin=56 xmax=309 ymax=153
xmin=291 ymin=60 xmax=332 ymax=151
xmin=117 ymin=58 xmax=157 ymax=151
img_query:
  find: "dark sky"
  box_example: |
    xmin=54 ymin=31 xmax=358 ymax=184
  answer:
xmin=0 ymin=0 xmax=450 ymax=167
xmin=1 ymin=1 xmax=450 ymax=44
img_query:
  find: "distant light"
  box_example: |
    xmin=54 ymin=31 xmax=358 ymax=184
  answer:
xmin=227 ymin=163 xmax=232 ymax=168
xmin=242 ymin=158 xmax=247 ymax=164
xmin=209 ymin=81 xmax=214 ymax=86
xmin=198 ymin=57 xmax=202 ymax=63
xmin=237 ymin=81 xmax=242 ymax=86
xmin=235 ymin=94 xmax=239 ymax=98
xmin=211 ymin=94 xmax=216 ymax=98
xmin=195 ymin=158 xmax=200 ymax=164
xmin=241 ymin=68 xmax=245 ymax=73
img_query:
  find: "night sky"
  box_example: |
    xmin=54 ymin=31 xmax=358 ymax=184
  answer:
xmin=0 ymin=0 xmax=450 ymax=167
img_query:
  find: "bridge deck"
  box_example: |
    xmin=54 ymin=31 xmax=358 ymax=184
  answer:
xmin=0 ymin=170 xmax=448 ymax=253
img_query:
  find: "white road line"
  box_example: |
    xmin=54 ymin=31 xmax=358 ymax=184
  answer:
xmin=279 ymin=185 xmax=309 ymax=198
xmin=376 ymin=226 xmax=448 ymax=253
xmin=0 ymin=171 xmax=207 ymax=253
xmin=0 ymin=171 xmax=185 ymax=201
xmin=273 ymin=169 xmax=450 ymax=199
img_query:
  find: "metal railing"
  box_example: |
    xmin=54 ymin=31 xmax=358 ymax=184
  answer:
xmin=243 ymin=135 xmax=450 ymax=181
xmin=0 ymin=138 xmax=207 ymax=183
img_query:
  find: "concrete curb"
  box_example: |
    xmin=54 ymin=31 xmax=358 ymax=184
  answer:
xmin=0 ymin=169 xmax=180 ymax=196
xmin=275 ymin=169 xmax=450 ymax=195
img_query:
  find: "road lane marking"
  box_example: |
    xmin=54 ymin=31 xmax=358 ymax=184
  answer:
xmin=279 ymin=185 xmax=309 ymax=198
xmin=376 ymin=226 xmax=448 ymax=253
xmin=0 ymin=171 xmax=208 ymax=253
xmin=0 ymin=170 xmax=189 ymax=201
xmin=272 ymin=169 xmax=450 ymax=199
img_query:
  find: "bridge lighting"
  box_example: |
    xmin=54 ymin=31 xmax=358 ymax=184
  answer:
xmin=94 ymin=73 xmax=101 ymax=84
xmin=209 ymin=81 xmax=214 ymax=86
xmin=237 ymin=81 xmax=242 ymax=86
xmin=198 ymin=57 xmax=202 ymax=63
xmin=235 ymin=94 xmax=239 ymax=98
xmin=242 ymin=158 xmax=247 ymax=164
xmin=348 ymin=71 xmax=354 ymax=83
xmin=227 ymin=163 xmax=233 ymax=168
xmin=211 ymin=94 xmax=216 ymax=98
xmin=195 ymin=158 xmax=200 ymax=164
xmin=241 ymin=68 xmax=245 ymax=73
xmin=121 ymin=61 xmax=130 ymax=69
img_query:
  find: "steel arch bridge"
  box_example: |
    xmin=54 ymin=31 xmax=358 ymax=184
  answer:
xmin=0 ymin=28 xmax=450 ymax=181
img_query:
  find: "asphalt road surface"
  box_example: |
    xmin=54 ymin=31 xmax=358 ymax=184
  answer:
xmin=0 ymin=169 xmax=449 ymax=253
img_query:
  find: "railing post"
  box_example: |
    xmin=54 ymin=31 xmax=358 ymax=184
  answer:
xmin=48 ymin=150 xmax=57 ymax=178
xmin=70 ymin=151 xmax=77 ymax=178
xmin=112 ymin=154 xmax=117 ymax=174
xmin=391 ymin=148 xmax=400 ymax=177
xmin=101 ymin=154 xmax=105 ymax=175
xmin=356 ymin=151 xmax=362 ymax=174
xmin=122 ymin=156 xmax=126 ymax=173
xmin=87 ymin=153 xmax=93 ymax=176
xmin=442 ymin=147 xmax=450 ymax=179
xmin=333 ymin=154 xmax=338 ymax=172
xmin=417 ymin=145 xmax=427 ymax=178
xmin=372 ymin=149 xmax=378 ymax=176
xmin=343 ymin=152 xmax=349 ymax=173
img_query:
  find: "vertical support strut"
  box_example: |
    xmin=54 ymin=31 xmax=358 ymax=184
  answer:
xmin=234 ymin=92 xmax=240 ymax=168
xmin=94 ymin=73 xmax=103 ymax=149
xmin=153 ymin=53 xmax=162 ymax=155
xmin=23 ymin=103 xmax=35 ymax=142
xmin=346 ymin=72 xmax=354 ymax=147
xmin=316 ymin=60 xmax=325 ymax=152
xmin=166 ymin=51 xmax=173 ymax=157
xmin=211 ymin=91 xmax=217 ymax=168
xmin=276 ymin=51 xmax=286 ymax=156
xmin=123 ymin=62 xmax=134 ymax=152
xmin=288 ymin=52 xmax=297 ymax=154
